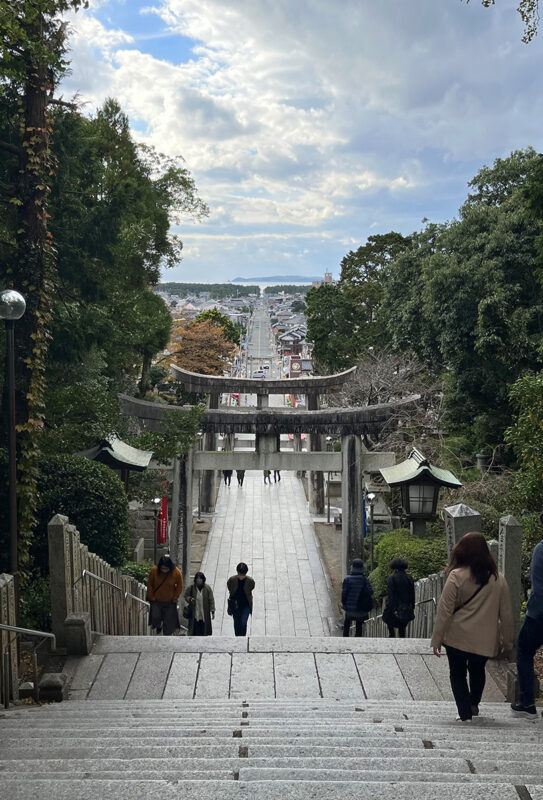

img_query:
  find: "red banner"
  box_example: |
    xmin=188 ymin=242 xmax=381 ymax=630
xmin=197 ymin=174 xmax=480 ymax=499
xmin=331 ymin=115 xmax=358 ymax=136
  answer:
xmin=157 ymin=497 xmax=168 ymax=545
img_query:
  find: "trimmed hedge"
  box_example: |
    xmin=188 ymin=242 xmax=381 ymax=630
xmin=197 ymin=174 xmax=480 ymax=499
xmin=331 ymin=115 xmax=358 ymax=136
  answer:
xmin=370 ymin=529 xmax=447 ymax=598
xmin=34 ymin=455 xmax=130 ymax=572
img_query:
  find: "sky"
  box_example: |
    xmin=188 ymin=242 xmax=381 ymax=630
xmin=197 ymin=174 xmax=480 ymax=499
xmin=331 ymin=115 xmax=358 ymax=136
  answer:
xmin=61 ymin=0 xmax=543 ymax=283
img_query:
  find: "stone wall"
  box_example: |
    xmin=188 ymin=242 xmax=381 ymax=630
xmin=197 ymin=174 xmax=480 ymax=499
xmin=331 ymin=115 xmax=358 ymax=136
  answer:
xmin=0 ymin=573 xmax=18 ymax=705
xmin=48 ymin=514 xmax=154 ymax=650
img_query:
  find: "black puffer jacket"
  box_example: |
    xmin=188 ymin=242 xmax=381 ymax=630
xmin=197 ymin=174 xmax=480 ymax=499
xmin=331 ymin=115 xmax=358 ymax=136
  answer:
xmin=342 ymin=573 xmax=373 ymax=618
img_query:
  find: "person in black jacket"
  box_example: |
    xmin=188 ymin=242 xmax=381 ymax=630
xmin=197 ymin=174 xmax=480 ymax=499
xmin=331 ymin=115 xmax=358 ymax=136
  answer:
xmin=382 ymin=557 xmax=415 ymax=638
xmin=341 ymin=558 xmax=374 ymax=637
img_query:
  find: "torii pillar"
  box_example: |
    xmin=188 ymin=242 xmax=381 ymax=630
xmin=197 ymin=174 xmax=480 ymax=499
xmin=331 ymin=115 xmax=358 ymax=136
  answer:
xmin=307 ymin=391 xmax=325 ymax=515
xmin=200 ymin=392 xmax=218 ymax=512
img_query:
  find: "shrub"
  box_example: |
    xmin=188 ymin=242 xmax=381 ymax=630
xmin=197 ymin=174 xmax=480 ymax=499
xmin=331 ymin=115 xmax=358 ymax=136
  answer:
xmin=19 ymin=576 xmax=51 ymax=632
xmin=122 ymin=560 xmax=153 ymax=584
xmin=371 ymin=529 xmax=447 ymax=598
xmin=34 ymin=455 xmax=130 ymax=572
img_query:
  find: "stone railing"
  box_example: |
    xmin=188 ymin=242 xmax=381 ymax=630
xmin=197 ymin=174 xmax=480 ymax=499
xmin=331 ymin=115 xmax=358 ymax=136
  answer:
xmin=362 ymin=571 xmax=446 ymax=638
xmin=0 ymin=574 xmax=17 ymax=705
xmin=48 ymin=514 xmax=154 ymax=652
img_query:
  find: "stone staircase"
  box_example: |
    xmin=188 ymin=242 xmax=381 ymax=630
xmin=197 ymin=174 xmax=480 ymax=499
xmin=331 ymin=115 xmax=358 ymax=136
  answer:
xmin=1 ymin=697 xmax=542 ymax=798
xmin=1 ymin=634 xmax=542 ymax=798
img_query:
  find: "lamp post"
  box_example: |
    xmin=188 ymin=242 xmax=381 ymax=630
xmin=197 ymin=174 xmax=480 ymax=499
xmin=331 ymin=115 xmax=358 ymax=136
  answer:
xmin=367 ymin=492 xmax=376 ymax=572
xmin=0 ymin=290 xmax=26 ymax=581
xmin=326 ymin=436 xmax=332 ymax=524
xmin=152 ymin=497 xmax=161 ymax=565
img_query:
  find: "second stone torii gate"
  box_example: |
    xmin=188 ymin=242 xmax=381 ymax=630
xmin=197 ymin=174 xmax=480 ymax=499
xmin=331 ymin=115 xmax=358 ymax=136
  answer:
xmin=170 ymin=364 xmax=358 ymax=516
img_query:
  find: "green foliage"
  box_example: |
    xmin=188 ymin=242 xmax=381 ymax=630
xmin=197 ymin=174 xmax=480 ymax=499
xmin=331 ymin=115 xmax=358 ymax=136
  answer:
xmin=19 ymin=576 xmax=52 ymax=632
xmin=158 ymin=283 xmax=259 ymax=299
xmin=468 ymin=0 xmax=539 ymax=43
xmin=196 ymin=308 xmax=240 ymax=345
xmin=122 ymin=560 xmax=153 ymax=584
xmin=380 ymin=149 xmax=543 ymax=453
xmin=290 ymin=300 xmax=306 ymax=313
xmin=306 ymin=284 xmax=363 ymax=372
xmin=34 ymin=455 xmax=130 ymax=571
xmin=505 ymin=370 xmax=543 ymax=510
xmin=370 ymin=530 xmax=447 ymax=598
xmin=263 ymin=285 xmax=310 ymax=295
xmin=129 ymin=405 xmax=205 ymax=464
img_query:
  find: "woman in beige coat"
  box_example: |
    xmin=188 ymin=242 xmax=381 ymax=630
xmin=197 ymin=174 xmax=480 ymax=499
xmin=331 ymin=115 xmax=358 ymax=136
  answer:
xmin=431 ymin=532 xmax=513 ymax=722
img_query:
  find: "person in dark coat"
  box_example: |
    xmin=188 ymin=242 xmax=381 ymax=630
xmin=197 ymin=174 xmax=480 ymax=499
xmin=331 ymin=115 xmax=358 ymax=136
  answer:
xmin=341 ymin=558 xmax=373 ymax=637
xmin=382 ymin=557 xmax=415 ymax=638
xmin=223 ymin=469 xmax=232 ymax=486
xmin=236 ymin=469 xmax=245 ymax=487
xmin=183 ymin=572 xmax=215 ymax=636
xmin=146 ymin=555 xmax=183 ymax=636
xmin=226 ymin=562 xmax=255 ymax=636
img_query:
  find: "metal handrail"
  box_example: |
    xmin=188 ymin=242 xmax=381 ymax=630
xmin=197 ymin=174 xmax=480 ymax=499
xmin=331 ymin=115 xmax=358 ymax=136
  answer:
xmin=0 ymin=624 xmax=57 ymax=708
xmin=125 ymin=592 xmax=149 ymax=608
xmin=0 ymin=623 xmax=56 ymax=650
xmin=74 ymin=569 xmax=123 ymax=592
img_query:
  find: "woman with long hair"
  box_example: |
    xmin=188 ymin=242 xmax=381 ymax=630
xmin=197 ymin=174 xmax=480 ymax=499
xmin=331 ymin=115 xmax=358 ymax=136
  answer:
xmin=431 ymin=532 xmax=513 ymax=722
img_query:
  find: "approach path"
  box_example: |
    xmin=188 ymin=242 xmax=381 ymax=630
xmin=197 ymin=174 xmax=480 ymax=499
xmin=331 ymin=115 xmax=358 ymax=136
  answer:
xmin=200 ymin=471 xmax=341 ymax=637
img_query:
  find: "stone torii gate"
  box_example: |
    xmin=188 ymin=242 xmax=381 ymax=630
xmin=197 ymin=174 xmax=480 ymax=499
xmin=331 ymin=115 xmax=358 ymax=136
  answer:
xmin=120 ymin=373 xmax=417 ymax=583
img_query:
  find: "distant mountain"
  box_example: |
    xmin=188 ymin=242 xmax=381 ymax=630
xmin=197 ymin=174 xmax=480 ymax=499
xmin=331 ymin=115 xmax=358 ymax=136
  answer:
xmin=231 ymin=275 xmax=320 ymax=283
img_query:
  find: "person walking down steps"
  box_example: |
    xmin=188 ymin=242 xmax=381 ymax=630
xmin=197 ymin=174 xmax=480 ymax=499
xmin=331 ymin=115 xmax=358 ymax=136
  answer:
xmin=341 ymin=558 xmax=373 ymax=637
xmin=511 ymin=534 xmax=543 ymax=720
xmin=227 ymin=562 xmax=255 ymax=636
xmin=223 ymin=469 xmax=232 ymax=486
xmin=263 ymin=469 xmax=271 ymax=485
xmin=236 ymin=469 xmax=245 ymax=487
xmin=146 ymin=555 xmax=183 ymax=636
xmin=183 ymin=572 xmax=215 ymax=636
xmin=431 ymin=532 xmax=513 ymax=723
xmin=382 ymin=558 xmax=415 ymax=638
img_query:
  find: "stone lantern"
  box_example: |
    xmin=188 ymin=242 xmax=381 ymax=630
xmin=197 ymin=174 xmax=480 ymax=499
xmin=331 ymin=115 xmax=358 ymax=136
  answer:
xmin=379 ymin=448 xmax=462 ymax=536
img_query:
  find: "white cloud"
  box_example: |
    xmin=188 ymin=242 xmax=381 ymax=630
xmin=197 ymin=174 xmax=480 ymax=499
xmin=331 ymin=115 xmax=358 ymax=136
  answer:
xmin=61 ymin=0 xmax=543 ymax=281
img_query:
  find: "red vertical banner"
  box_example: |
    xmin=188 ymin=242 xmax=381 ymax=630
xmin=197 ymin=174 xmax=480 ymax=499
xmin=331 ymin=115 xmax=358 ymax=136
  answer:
xmin=157 ymin=497 xmax=168 ymax=545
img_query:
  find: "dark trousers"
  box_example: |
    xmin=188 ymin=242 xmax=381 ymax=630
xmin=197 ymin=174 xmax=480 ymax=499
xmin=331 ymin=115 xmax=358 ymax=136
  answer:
xmin=233 ymin=605 xmax=251 ymax=636
xmin=445 ymin=645 xmax=488 ymax=720
xmin=192 ymin=619 xmax=206 ymax=636
xmin=387 ymin=623 xmax=407 ymax=638
xmin=517 ymin=614 xmax=543 ymax=707
xmin=149 ymin=601 xmax=179 ymax=636
xmin=343 ymin=615 xmax=363 ymax=637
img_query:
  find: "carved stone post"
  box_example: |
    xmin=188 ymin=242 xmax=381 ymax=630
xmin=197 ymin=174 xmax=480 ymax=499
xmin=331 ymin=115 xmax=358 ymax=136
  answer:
xmin=293 ymin=433 xmax=303 ymax=478
xmin=443 ymin=503 xmax=481 ymax=558
xmin=499 ymin=515 xmax=523 ymax=638
xmin=48 ymin=514 xmax=72 ymax=648
xmin=308 ymin=392 xmax=324 ymax=515
xmin=341 ymin=434 xmax=363 ymax=577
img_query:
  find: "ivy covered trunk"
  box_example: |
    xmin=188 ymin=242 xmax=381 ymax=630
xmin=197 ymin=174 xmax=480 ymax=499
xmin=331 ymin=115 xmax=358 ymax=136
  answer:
xmin=8 ymin=11 xmax=57 ymax=577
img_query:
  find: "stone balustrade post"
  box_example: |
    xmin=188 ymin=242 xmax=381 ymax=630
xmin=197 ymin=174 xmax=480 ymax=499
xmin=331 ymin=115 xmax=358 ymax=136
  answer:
xmin=498 ymin=515 xmax=523 ymax=638
xmin=443 ymin=503 xmax=481 ymax=558
xmin=48 ymin=514 xmax=73 ymax=649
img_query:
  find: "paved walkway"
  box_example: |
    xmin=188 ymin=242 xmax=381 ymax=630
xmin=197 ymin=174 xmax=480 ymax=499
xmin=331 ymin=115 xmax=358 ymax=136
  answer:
xmin=200 ymin=471 xmax=340 ymax=637
xmin=65 ymin=636 xmax=505 ymax=702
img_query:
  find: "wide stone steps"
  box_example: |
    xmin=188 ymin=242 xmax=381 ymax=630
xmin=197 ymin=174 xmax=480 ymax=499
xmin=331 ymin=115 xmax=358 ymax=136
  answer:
xmin=1 ymin=699 xmax=542 ymax=798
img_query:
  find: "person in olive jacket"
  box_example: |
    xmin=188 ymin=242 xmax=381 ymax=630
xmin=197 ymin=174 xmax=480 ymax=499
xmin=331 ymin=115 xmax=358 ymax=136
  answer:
xmin=146 ymin=555 xmax=183 ymax=635
xmin=183 ymin=572 xmax=215 ymax=636
xmin=227 ymin=562 xmax=255 ymax=636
